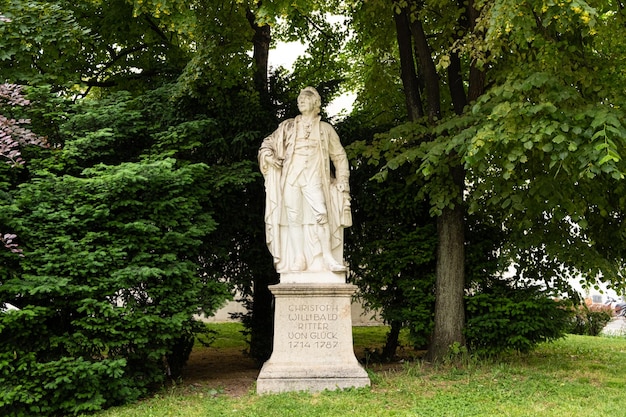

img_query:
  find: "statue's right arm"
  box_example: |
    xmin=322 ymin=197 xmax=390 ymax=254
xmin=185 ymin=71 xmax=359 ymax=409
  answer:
xmin=259 ymin=122 xmax=288 ymax=173
xmin=259 ymin=133 xmax=282 ymax=174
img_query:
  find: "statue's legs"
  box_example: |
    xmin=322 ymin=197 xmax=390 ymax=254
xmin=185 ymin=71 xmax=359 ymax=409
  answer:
xmin=284 ymin=184 xmax=306 ymax=271
xmin=301 ymin=184 xmax=345 ymax=271
xmin=285 ymin=179 xmax=344 ymax=272
xmin=288 ymin=224 xmax=306 ymax=271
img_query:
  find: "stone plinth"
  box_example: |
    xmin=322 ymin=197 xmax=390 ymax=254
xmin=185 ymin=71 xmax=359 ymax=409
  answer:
xmin=256 ymin=283 xmax=370 ymax=394
xmin=279 ymin=270 xmax=346 ymax=284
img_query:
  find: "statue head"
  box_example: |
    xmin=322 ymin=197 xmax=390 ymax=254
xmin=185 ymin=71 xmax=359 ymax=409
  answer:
xmin=298 ymin=86 xmax=322 ymax=116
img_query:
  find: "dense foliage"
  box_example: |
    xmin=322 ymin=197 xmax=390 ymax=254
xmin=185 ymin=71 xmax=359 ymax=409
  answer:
xmin=0 ymin=81 xmax=255 ymax=414
xmin=465 ymin=283 xmax=573 ymax=356
xmin=344 ymin=0 xmax=626 ymax=358
xmin=1 ymin=0 xmax=279 ymax=412
xmin=345 ymin=158 xmax=437 ymax=357
xmin=373 ymin=0 xmax=626 ymax=288
xmin=0 ymin=158 xmax=229 ymax=416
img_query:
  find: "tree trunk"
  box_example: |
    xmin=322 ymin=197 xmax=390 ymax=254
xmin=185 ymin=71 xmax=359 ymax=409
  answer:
xmin=424 ymin=0 xmax=485 ymax=363
xmin=468 ymin=65 xmax=486 ymax=102
xmin=248 ymin=267 xmax=279 ymax=364
xmin=467 ymin=0 xmax=486 ymax=102
xmin=244 ymin=7 xmax=275 ymax=365
xmin=246 ymin=9 xmax=271 ymax=105
xmin=409 ymin=17 xmax=440 ymax=120
xmin=426 ymin=192 xmax=466 ymax=362
xmin=448 ymin=52 xmax=467 ymax=115
xmin=382 ymin=320 xmax=402 ymax=361
xmin=393 ymin=8 xmax=423 ymax=121
xmin=448 ymin=0 xmax=469 ymax=114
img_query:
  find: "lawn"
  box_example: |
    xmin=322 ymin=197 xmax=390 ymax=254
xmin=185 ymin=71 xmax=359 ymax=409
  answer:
xmin=85 ymin=324 xmax=626 ymax=417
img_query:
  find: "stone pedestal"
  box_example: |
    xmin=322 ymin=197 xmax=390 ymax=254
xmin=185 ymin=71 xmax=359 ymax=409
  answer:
xmin=256 ymin=282 xmax=370 ymax=394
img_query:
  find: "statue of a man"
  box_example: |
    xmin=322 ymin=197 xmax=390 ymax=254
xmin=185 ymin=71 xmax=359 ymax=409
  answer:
xmin=259 ymin=86 xmax=351 ymax=274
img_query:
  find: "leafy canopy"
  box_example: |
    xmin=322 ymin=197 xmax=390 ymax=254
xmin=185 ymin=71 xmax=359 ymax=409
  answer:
xmin=358 ymin=0 xmax=626 ymax=293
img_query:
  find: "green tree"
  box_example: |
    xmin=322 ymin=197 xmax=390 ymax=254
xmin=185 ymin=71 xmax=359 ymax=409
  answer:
xmin=0 ymin=80 xmax=260 ymax=414
xmin=0 ymin=1 xmax=269 ymax=409
xmin=1 ymin=0 xmax=279 ymax=364
xmin=345 ymin=160 xmax=437 ymax=358
xmin=0 ymin=0 xmax=191 ymax=92
xmin=342 ymin=114 xmax=521 ymax=359
xmin=347 ymin=0 xmax=626 ymax=360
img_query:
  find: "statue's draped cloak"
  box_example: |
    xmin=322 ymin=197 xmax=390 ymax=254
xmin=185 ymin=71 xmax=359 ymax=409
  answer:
xmin=258 ymin=115 xmax=350 ymax=272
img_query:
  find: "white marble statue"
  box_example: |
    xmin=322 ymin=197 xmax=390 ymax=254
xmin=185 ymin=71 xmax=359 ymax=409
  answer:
xmin=259 ymin=86 xmax=351 ymax=274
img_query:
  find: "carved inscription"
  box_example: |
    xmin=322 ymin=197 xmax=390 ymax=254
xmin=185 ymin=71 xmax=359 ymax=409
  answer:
xmin=287 ymin=304 xmax=340 ymax=349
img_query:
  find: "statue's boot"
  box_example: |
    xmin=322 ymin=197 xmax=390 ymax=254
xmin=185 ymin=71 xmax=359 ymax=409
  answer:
xmin=318 ymin=224 xmax=346 ymax=272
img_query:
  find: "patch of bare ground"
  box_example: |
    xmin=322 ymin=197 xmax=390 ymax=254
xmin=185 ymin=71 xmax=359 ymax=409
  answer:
xmin=181 ymin=347 xmax=260 ymax=397
xmin=180 ymin=346 xmax=414 ymax=397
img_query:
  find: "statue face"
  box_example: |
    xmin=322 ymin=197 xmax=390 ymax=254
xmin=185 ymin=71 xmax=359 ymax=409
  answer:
xmin=297 ymin=93 xmax=317 ymax=115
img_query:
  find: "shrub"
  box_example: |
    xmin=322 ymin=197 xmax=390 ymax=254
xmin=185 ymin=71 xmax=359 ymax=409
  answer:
xmin=568 ymin=303 xmax=613 ymax=336
xmin=0 ymin=351 xmax=133 ymax=416
xmin=0 ymin=160 xmax=230 ymax=416
xmin=465 ymin=283 xmax=573 ymax=356
xmin=344 ymin=158 xmax=437 ymax=359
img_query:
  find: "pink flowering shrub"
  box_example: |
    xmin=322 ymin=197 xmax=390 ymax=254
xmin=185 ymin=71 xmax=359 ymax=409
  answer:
xmin=0 ymin=83 xmax=47 ymax=254
xmin=0 ymin=83 xmax=47 ymax=167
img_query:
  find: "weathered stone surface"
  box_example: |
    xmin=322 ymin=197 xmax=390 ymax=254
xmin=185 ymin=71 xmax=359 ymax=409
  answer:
xmin=256 ymin=283 xmax=370 ymax=394
xmin=258 ymin=87 xmax=351 ymax=275
xmin=279 ymin=270 xmax=345 ymax=284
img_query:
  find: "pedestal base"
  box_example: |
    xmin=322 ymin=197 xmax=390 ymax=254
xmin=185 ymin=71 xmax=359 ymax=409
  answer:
xmin=256 ymin=283 xmax=370 ymax=394
xmin=280 ymin=270 xmax=346 ymax=284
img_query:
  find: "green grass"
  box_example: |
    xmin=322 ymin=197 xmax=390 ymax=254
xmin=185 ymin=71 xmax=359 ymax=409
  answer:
xmin=85 ymin=325 xmax=626 ymax=417
xmin=200 ymin=322 xmax=249 ymax=349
